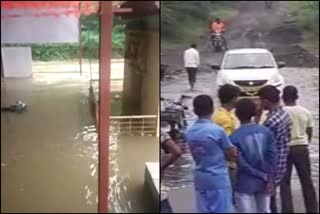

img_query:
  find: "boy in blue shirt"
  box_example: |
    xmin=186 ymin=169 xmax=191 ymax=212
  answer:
xmin=230 ymin=98 xmax=277 ymax=213
xmin=186 ymin=95 xmax=237 ymax=213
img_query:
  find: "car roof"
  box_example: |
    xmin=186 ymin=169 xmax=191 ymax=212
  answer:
xmin=226 ymin=48 xmax=271 ymax=54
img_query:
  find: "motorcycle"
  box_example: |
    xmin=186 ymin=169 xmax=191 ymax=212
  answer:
xmin=1 ymin=101 xmax=27 ymax=113
xmin=160 ymin=95 xmax=191 ymax=144
xmin=211 ymin=32 xmax=226 ymax=52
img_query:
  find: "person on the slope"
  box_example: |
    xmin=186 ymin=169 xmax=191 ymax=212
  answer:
xmin=210 ymin=17 xmax=226 ymax=34
xmin=210 ymin=18 xmax=227 ymax=47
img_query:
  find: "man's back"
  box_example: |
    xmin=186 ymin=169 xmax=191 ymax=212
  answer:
xmin=264 ymin=107 xmax=292 ymax=185
xmin=283 ymin=105 xmax=313 ymax=146
xmin=230 ymin=123 xmax=276 ymax=193
xmin=184 ymin=48 xmax=199 ymax=68
xmin=186 ymin=118 xmax=231 ymax=190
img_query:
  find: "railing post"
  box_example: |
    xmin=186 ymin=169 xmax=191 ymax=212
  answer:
xmin=141 ymin=118 xmax=144 ymax=136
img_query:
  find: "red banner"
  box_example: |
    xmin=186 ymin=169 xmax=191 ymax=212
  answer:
xmin=1 ymin=1 xmax=98 ymax=18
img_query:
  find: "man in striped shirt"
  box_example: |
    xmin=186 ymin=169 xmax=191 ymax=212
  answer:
xmin=258 ymin=85 xmax=292 ymax=213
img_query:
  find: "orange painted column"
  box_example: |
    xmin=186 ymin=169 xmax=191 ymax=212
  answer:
xmin=98 ymin=1 xmax=113 ymax=213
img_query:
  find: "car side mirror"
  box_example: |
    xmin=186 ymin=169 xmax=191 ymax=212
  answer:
xmin=277 ymin=61 xmax=286 ymax=68
xmin=211 ymin=65 xmax=220 ymax=70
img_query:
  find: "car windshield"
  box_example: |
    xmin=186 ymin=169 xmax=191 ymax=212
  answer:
xmin=223 ymin=53 xmax=276 ymax=69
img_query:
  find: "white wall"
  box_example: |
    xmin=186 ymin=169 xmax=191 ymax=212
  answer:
xmin=1 ymin=9 xmax=79 ymax=44
xmin=1 ymin=47 xmax=33 ymax=78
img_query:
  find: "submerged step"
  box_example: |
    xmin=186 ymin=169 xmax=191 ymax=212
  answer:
xmin=144 ymin=162 xmax=159 ymax=201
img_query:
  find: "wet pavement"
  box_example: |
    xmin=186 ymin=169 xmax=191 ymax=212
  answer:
xmin=160 ymin=67 xmax=319 ymax=213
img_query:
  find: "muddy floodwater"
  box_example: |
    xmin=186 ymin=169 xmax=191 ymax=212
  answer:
xmin=161 ymin=67 xmax=319 ymax=212
xmin=1 ymin=70 xmax=158 ymax=213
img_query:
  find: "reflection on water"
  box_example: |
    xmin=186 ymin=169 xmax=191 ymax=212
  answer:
xmin=1 ymin=74 xmax=158 ymax=213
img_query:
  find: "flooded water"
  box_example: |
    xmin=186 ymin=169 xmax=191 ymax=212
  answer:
xmin=1 ymin=65 xmax=158 ymax=213
xmin=161 ymin=67 xmax=319 ymax=212
xmin=109 ymin=135 xmax=159 ymax=213
xmin=1 ymin=76 xmax=98 ymax=213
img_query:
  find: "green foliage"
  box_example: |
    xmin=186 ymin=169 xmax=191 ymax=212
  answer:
xmin=289 ymin=1 xmax=319 ymax=34
xmin=31 ymin=15 xmax=125 ymax=61
xmin=31 ymin=44 xmax=79 ymax=61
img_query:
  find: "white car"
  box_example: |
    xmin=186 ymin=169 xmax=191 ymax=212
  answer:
xmin=213 ymin=48 xmax=285 ymax=97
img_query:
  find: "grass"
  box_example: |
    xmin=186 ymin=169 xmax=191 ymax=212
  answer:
xmin=284 ymin=1 xmax=319 ymax=54
xmin=161 ymin=4 xmax=238 ymax=50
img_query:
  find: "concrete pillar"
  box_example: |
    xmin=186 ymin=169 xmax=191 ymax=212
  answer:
xmin=140 ymin=30 xmax=159 ymax=115
xmin=121 ymin=31 xmax=144 ymax=115
xmin=1 ymin=56 xmax=3 ymax=78
xmin=122 ymin=15 xmax=159 ymax=116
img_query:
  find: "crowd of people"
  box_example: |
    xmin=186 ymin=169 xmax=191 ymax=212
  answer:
xmin=161 ymin=84 xmax=318 ymax=213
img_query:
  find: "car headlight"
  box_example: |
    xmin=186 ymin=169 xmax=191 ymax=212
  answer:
xmin=268 ymin=74 xmax=284 ymax=87
xmin=217 ymin=73 xmax=235 ymax=86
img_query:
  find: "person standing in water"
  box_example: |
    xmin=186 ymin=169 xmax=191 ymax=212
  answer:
xmin=183 ymin=43 xmax=200 ymax=90
xmin=186 ymin=95 xmax=237 ymax=213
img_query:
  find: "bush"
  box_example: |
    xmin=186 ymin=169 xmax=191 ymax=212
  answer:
xmin=30 ymin=15 xmax=125 ymax=61
xmin=289 ymin=1 xmax=319 ymax=35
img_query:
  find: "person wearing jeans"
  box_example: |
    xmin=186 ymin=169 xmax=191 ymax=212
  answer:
xmin=230 ymin=99 xmax=277 ymax=213
xmin=280 ymin=86 xmax=318 ymax=213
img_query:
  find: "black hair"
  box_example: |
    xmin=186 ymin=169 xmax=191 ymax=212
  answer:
xmin=282 ymin=85 xmax=298 ymax=102
xmin=235 ymin=98 xmax=256 ymax=122
xmin=258 ymin=85 xmax=280 ymax=103
xmin=193 ymin=94 xmax=214 ymax=117
xmin=218 ymin=84 xmax=241 ymax=104
xmin=191 ymin=43 xmax=197 ymax=48
xmin=216 ymin=17 xmax=221 ymax=21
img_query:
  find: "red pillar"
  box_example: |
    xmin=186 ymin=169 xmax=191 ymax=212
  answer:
xmin=98 ymin=1 xmax=113 ymax=213
xmin=78 ymin=12 xmax=83 ymax=76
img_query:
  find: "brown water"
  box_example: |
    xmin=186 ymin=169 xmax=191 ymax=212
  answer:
xmin=1 ymin=72 xmax=158 ymax=213
xmin=1 ymin=76 xmax=98 ymax=213
xmin=109 ymin=135 xmax=159 ymax=213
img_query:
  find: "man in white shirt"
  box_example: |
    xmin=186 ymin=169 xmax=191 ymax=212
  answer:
xmin=280 ymin=86 xmax=318 ymax=213
xmin=183 ymin=43 xmax=200 ymax=90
